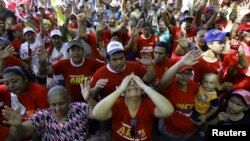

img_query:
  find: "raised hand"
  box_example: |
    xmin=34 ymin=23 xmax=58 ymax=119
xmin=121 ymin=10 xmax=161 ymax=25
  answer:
xmin=119 ymin=74 xmax=133 ymax=92
xmin=2 ymin=106 xmax=22 ymax=127
xmin=180 ymin=50 xmax=201 ymax=66
xmin=37 ymin=45 xmax=48 ymax=62
xmin=97 ymin=41 xmax=107 ymax=58
xmin=80 ymin=78 xmax=91 ymax=101
xmin=136 ymin=50 xmax=153 ymax=66
xmin=0 ymin=45 xmax=16 ymax=59
xmin=94 ymin=79 xmax=108 ymax=90
xmin=132 ymin=75 xmax=146 ymax=89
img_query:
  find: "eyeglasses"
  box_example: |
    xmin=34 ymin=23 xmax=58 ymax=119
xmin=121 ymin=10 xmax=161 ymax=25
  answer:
xmin=178 ymin=72 xmax=193 ymax=77
xmin=130 ymin=117 xmax=138 ymax=137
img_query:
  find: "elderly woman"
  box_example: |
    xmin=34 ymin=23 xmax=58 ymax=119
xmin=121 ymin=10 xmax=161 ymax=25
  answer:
xmin=93 ymin=74 xmax=174 ymax=141
xmin=2 ymin=84 xmax=93 ymax=140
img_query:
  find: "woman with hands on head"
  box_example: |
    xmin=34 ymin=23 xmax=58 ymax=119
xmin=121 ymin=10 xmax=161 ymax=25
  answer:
xmin=2 ymin=80 xmax=94 ymax=141
xmin=92 ymin=74 xmax=174 ymax=141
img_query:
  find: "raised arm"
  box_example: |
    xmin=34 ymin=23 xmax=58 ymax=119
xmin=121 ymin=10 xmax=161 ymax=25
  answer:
xmin=133 ymin=75 xmax=174 ymax=118
xmin=92 ymin=74 xmax=133 ymax=121
xmin=161 ymin=50 xmax=201 ymax=90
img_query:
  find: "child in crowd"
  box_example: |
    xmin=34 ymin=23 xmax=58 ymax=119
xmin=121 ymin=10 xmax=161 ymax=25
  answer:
xmin=209 ymin=89 xmax=250 ymax=125
xmin=191 ymin=73 xmax=219 ymax=125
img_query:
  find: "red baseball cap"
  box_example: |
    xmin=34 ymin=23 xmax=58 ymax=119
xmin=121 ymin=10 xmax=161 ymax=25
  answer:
xmin=11 ymin=24 xmax=23 ymax=31
xmin=178 ymin=66 xmax=193 ymax=73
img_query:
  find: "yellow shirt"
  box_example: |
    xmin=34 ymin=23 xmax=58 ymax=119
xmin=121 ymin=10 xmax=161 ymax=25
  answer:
xmin=194 ymin=86 xmax=218 ymax=114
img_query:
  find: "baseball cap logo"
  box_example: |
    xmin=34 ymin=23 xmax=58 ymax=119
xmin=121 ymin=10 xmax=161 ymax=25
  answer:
xmin=111 ymin=43 xmax=119 ymax=47
xmin=212 ymin=30 xmax=220 ymax=35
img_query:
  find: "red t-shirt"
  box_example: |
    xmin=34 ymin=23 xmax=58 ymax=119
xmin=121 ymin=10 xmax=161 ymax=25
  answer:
xmin=4 ymin=55 xmax=23 ymax=68
xmin=90 ymin=61 xmax=146 ymax=99
xmin=87 ymin=33 xmax=103 ymax=60
xmin=171 ymin=26 xmax=197 ymax=59
xmin=137 ymin=34 xmax=158 ymax=57
xmin=0 ymin=83 xmax=49 ymax=140
xmin=194 ymin=54 xmax=234 ymax=83
xmin=111 ymin=98 xmax=155 ymax=141
xmin=153 ymin=59 xmax=177 ymax=82
xmin=163 ymin=79 xmax=199 ymax=135
xmin=52 ymin=58 xmax=104 ymax=102
xmin=12 ymin=38 xmax=23 ymax=52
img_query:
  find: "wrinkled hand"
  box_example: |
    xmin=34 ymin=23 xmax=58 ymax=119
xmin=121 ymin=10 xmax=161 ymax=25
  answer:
xmin=2 ymin=106 xmax=22 ymax=127
xmin=136 ymin=51 xmax=153 ymax=66
xmin=80 ymin=78 xmax=91 ymax=101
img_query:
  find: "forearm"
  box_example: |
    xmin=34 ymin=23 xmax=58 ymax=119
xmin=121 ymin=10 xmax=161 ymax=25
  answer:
xmin=161 ymin=60 xmax=184 ymax=89
xmin=93 ymin=88 xmax=123 ymax=120
xmin=0 ymin=59 xmax=5 ymax=74
xmin=205 ymin=108 xmax=218 ymax=119
xmin=238 ymin=51 xmax=248 ymax=68
xmin=145 ymin=86 xmax=174 ymax=117
xmin=38 ymin=61 xmax=47 ymax=75
xmin=143 ymin=64 xmax=155 ymax=83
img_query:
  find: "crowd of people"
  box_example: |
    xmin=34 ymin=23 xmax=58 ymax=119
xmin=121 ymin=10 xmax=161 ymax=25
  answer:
xmin=0 ymin=0 xmax=250 ymax=141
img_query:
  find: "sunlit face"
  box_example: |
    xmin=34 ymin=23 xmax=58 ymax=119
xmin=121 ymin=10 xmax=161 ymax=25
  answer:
xmin=108 ymin=52 xmax=126 ymax=72
xmin=124 ymin=79 xmax=142 ymax=98
xmin=3 ymin=72 xmax=28 ymax=94
xmin=68 ymin=45 xmax=84 ymax=64
xmin=49 ymin=94 xmax=70 ymax=118
xmin=202 ymin=75 xmax=217 ymax=92
xmin=176 ymin=69 xmax=193 ymax=85
xmin=208 ymin=40 xmax=225 ymax=54
xmin=227 ymin=96 xmax=248 ymax=115
xmin=154 ymin=47 xmax=167 ymax=65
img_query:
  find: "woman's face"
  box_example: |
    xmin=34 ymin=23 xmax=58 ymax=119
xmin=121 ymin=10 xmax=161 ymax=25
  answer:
xmin=49 ymin=94 xmax=69 ymax=118
xmin=125 ymin=79 xmax=142 ymax=98
xmin=227 ymin=96 xmax=248 ymax=115
xmin=176 ymin=69 xmax=193 ymax=85
xmin=3 ymin=72 xmax=28 ymax=94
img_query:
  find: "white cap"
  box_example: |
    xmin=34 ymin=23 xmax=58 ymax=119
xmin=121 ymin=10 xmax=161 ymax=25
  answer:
xmin=167 ymin=0 xmax=175 ymax=5
xmin=23 ymin=27 xmax=35 ymax=34
xmin=107 ymin=41 xmax=124 ymax=55
xmin=181 ymin=5 xmax=190 ymax=13
xmin=110 ymin=1 xmax=118 ymax=7
xmin=50 ymin=29 xmax=62 ymax=37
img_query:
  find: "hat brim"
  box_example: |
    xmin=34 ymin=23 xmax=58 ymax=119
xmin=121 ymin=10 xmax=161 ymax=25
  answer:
xmin=205 ymin=32 xmax=229 ymax=43
xmin=179 ymin=66 xmax=193 ymax=72
xmin=107 ymin=49 xmax=124 ymax=56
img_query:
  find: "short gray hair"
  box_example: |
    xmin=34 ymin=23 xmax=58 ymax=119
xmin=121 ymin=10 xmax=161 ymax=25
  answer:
xmin=48 ymin=85 xmax=69 ymax=99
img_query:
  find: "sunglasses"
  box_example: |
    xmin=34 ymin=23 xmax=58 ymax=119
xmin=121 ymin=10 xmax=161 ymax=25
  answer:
xmin=130 ymin=117 xmax=138 ymax=137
